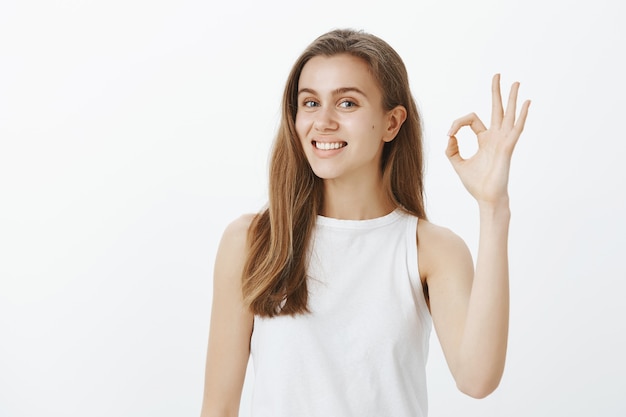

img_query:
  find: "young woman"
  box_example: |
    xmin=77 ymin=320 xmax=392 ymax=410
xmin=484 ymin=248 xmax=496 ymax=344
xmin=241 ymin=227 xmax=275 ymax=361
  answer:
xmin=200 ymin=29 xmax=530 ymax=417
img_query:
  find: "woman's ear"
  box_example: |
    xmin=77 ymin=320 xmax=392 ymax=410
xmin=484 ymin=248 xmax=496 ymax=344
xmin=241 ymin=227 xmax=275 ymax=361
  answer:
xmin=383 ymin=105 xmax=407 ymax=142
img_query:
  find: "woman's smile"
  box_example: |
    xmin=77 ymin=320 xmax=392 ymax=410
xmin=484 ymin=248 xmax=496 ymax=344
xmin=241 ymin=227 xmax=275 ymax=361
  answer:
xmin=313 ymin=141 xmax=347 ymax=150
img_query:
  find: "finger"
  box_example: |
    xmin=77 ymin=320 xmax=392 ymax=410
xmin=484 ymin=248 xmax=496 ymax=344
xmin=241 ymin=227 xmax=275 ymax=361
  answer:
xmin=447 ymin=112 xmax=487 ymax=137
xmin=510 ymin=99 xmax=531 ymax=140
xmin=503 ymin=81 xmax=520 ymax=129
xmin=491 ymin=73 xmax=504 ymax=129
xmin=445 ymin=135 xmax=464 ymax=166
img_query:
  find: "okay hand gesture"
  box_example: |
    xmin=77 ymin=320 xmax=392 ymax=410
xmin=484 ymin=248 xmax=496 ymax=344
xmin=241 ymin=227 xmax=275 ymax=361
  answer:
xmin=446 ymin=74 xmax=531 ymax=207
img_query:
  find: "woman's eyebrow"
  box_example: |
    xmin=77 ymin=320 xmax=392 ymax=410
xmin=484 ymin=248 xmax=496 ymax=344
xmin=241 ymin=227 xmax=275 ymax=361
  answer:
xmin=297 ymin=87 xmax=368 ymax=98
xmin=332 ymin=87 xmax=367 ymax=97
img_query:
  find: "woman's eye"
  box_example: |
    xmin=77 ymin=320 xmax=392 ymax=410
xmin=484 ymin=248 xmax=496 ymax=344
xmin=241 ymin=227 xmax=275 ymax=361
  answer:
xmin=303 ymin=100 xmax=319 ymax=108
xmin=338 ymin=100 xmax=357 ymax=109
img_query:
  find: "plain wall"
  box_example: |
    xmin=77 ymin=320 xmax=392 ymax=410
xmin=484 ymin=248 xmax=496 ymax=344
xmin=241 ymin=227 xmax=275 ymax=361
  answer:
xmin=1 ymin=0 xmax=624 ymax=416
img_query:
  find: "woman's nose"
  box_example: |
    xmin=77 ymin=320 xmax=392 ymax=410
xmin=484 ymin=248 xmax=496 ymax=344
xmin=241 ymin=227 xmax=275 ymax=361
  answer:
xmin=313 ymin=106 xmax=339 ymax=131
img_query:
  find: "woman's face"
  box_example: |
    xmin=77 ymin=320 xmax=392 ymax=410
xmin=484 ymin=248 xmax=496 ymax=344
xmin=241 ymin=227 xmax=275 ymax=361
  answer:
xmin=295 ymin=54 xmax=397 ymax=183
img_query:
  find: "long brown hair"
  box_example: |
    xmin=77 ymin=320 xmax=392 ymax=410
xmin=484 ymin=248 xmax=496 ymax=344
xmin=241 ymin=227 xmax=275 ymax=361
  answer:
xmin=242 ymin=29 xmax=426 ymax=317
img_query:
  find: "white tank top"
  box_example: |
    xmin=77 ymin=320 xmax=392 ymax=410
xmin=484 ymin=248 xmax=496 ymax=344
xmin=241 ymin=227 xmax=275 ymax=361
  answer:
xmin=250 ymin=210 xmax=432 ymax=416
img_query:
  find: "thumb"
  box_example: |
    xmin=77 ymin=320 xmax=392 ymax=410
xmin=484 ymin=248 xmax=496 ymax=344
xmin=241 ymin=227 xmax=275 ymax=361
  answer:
xmin=445 ymin=135 xmax=464 ymax=166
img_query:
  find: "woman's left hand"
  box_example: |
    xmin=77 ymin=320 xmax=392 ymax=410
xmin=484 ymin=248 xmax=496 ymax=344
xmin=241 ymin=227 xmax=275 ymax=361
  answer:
xmin=446 ymin=73 xmax=531 ymax=207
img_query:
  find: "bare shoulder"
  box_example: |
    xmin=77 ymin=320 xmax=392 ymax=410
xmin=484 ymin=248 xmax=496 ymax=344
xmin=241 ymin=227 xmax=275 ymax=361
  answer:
xmin=417 ymin=219 xmax=470 ymax=253
xmin=213 ymin=213 xmax=256 ymax=287
xmin=417 ymin=219 xmax=473 ymax=280
xmin=222 ymin=213 xmax=256 ymax=240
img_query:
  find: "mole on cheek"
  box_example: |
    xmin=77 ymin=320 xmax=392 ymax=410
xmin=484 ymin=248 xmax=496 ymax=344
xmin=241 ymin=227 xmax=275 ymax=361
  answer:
xmin=372 ymin=125 xmax=375 ymax=130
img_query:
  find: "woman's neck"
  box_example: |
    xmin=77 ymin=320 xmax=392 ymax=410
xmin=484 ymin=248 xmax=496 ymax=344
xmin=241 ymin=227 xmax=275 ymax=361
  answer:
xmin=320 ymin=177 xmax=395 ymax=220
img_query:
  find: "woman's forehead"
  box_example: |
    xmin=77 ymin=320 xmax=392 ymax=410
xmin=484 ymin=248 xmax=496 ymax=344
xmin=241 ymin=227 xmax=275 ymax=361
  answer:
xmin=298 ymin=54 xmax=380 ymax=97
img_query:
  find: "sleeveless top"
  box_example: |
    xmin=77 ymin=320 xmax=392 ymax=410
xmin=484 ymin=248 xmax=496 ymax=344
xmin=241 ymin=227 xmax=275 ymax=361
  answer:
xmin=250 ymin=210 xmax=432 ymax=416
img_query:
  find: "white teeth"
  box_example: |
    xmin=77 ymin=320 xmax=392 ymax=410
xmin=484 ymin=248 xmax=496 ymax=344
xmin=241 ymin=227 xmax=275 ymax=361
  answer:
xmin=315 ymin=142 xmax=346 ymax=150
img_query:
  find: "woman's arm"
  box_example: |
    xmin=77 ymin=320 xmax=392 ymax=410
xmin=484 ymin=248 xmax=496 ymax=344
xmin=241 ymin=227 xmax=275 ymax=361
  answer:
xmin=200 ymin=215 xmax=255 ymax=417
xmin=422 ymin=74 xmax=530 ymax=398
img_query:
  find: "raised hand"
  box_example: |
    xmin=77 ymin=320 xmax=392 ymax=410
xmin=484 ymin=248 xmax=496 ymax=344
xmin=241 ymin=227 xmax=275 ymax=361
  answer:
xmin=446 ymin=74 xmax=531 ymax=207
